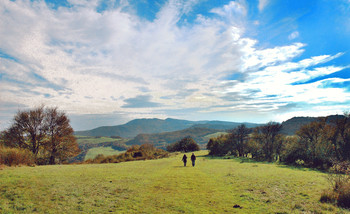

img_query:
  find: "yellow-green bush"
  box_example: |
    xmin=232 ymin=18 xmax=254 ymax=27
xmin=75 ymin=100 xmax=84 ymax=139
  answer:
xmin=0 ymin=146 xmax=35 ymax=166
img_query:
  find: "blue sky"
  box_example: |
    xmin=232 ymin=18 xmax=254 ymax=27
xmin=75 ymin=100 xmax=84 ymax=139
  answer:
xmin=0 ymin=0 xmax=350 ymax=131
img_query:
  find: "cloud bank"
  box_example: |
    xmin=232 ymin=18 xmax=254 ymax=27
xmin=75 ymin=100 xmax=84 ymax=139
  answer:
xmin=0 ymin=0 xmax=349 ymax=130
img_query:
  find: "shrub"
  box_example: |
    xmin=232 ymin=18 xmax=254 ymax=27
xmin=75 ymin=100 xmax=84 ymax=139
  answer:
xmin=0 ymin=146 xmax=35 ymax=166
xmin=167 ymin=136 xmax=200 ymax=152
xmin=206 ymin=135 xmax=229 ymax=156
xmin=320 ymin=189 xmax=337 ymax=204
xmin=322 ymin=161 xmax=350 ymax=208
xmin=337 ymin=183 xmax=350 ymax=208
xmin=280 ymin=136 xmax=306 ymax=165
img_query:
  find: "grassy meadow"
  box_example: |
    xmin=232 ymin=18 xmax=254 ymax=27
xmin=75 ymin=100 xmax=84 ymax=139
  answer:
xmin=75 ymin=136 xmax=127 ymax=146
xmin=0 ymin=150 xmax=347 ymax=213
xmin=84 ymin=147 xmax=126 ymax=161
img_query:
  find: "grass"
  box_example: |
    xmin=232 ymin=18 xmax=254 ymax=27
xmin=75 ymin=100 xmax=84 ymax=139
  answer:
xmin=84 ymin=147 xmax=126 ymax=161
xmin=76 ymin=136 xmax=127 ymax=146
xmin=0 ymin=150 xmax=347 ymax=213
xmin=203 ymin=132 xmax=227 ymax=142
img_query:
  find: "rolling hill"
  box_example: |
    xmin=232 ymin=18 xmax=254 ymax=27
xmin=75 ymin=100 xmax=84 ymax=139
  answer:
xmin=74 ymin=118 xmax=261 ymax=138
xmin=125 ymin=127 xmax=224 ymax=149
xmin=73 ymin=114 xmax=346 ymax=161
xmin=280 ymin=114 xmax=345 ymax=135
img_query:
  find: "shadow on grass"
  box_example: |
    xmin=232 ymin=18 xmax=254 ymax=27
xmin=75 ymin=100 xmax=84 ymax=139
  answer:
xmin=199 ymin=155 xmax=327 ymax=172
xmin=277 ymin=164 xmax=327 ymax=173
xmin=202 ymin=155 xmax=261 ymax=164
xmin=201 ymin=154 xmax=327 ymax=173
xmin=173 ymin=166 xmax=187 ymax=168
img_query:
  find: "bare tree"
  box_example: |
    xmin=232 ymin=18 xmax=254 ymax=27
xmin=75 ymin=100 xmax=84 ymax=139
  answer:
xmin=45 ymin=107 xmax=80 ymax=164
xmin=2 ymin=105 xmax=80 ymax=164
xmin=2 ymin=106 xmax=47 ymax=157
xmin=253 ymin=122 xmax=283 ymax=162
xmin=296 ymin=118 xmax=331 ymax=166
xmin=228 ymin=124 xmax=250 ymax=157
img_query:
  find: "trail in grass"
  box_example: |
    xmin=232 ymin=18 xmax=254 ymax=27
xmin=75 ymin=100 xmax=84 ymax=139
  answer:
xmin=129 ymin=152 xmax=337 ymax=214
xmin=124 ymin=153 xmax=275 ymax=213
xmin=140 ymin=155 xmax=234 ymax=213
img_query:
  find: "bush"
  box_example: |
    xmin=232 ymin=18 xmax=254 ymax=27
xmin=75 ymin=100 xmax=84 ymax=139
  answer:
xmin=338 ymin=184 xmax=350 ymax=208
xmin=0 ymin=146 xmax=35 ymax=166
xmin=206 ymin=135 xmax=229 ymax=156
xmin=167 ymin=136 xmax=200 ymax=152
xmin=322 ymin=161 xmax=350 ymax=208
xmin=280 ymin=136 xmax=306 ymax=165
xmin=320 ymin=190 xmax=337 ymax=204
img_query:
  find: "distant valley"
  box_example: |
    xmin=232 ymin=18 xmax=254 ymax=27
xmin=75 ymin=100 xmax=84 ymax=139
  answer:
xmin=73 ymin=115 xmax=344 ymax=161
xmin=74 ymin=118 xmax=262 ymax=138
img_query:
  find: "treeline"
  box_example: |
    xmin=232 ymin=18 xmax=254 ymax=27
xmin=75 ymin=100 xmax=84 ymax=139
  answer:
xmin=207 ymin=114 xmax=350 ymax=169
xmin=0 ymin=106 xmax=80 ymax=166
xmin=84 ymin=143 xmax=168 ymax=164
xmin=166 ymin=136 xmax=200 ymax=152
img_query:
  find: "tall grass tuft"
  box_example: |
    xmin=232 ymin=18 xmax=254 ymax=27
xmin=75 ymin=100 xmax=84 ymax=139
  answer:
xmin=321 ymin=161 xmax=350 ymax=208
xmin=0 ymin=146 xmax=35 ymax=166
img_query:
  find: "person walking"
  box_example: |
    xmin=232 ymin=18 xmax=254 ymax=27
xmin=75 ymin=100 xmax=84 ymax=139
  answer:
xmin=182 ymin=154 xmax=187 ymax=167
xmin=191 ymin=153 xmax=196 ymax=167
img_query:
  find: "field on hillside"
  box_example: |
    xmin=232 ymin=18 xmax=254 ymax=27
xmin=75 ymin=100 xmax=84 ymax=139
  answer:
xmin=74 ymin=136 xmax=129 ymax=161
xmin=0 ymin=151 xmax=347 ymax=213
xmin=84 ymin=147 xmax=126 ymax=161
xmin=76 ymin=136 xmax=127 ymax=146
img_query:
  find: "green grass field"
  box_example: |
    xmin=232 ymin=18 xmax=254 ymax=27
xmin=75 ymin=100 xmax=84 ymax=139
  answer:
xmin=0 ymin=151 xmax=347 ymax=213
xmin=84 ymin=147 xmax=126 ymax=161
xmin=203 ymin=132 xmax=227 ymax=141
xmin=76 ymin=136 xmax=126 ymax=145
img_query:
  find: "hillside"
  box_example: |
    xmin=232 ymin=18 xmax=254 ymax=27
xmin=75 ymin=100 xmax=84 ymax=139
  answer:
xmin=191 ymin=121 xmax=261 ymax=130
xmin=126 ymin=127 xmax=221 ymax=149
xmin=74 ymin=118 xmax=260 ymax=138
xmin=0 ymin=151 xmax=340 ymax=213
xmin=74 ymin=118 xmax=196 ymax=138
xmin=281 ymin=114 xmax=345 ymax=135
xmin=72 ymin=136 xmax=128 ymax=162
xmin=280 ymin=116 xmax=317 ymax=135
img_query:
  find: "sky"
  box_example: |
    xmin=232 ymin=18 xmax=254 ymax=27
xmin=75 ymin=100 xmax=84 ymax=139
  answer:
xmin=1 ymin=0 xmax=350 ymax=131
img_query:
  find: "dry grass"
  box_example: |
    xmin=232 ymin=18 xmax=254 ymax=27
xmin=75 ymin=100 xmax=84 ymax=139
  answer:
xmin=0 ymin=146 xmax=35 ymax=166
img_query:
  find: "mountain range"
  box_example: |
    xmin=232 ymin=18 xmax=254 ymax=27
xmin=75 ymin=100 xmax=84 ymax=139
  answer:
xmin=74 ymin=118 xmax=261 ymax=138
xmin=75 ymin=115 xmax=345 ymax=149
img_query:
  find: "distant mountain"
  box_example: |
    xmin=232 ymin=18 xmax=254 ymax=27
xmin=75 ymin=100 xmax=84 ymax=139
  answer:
xmin=192 ymin=121 xmax=262 ymax=130
xmin=74 ymin=118 xmax=261 ymax=138
xmin=281 ymin=114 xmax=345 ymax=135
xmin=125 ymin=127 xmax=223 ymax=149
xmin=280 ymin=117 xmax=317 ymax=135
xmin=75 ymin=118 xmax=197 ymax=138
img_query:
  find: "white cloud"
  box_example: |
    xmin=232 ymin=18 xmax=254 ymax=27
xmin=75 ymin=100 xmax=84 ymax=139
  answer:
xmin=288 ymin=31 xmax=299 ymax=40
xmin=1 ymin=0 xmax=350 ymax=130
xmin=258 ymin=0 xmax=269 ymax=11
xmin=211 ymin=1 xmax=247 ymax=17
xmin=0 ymin=0 xmax=246 ymax=115
xmin=218 ymin=52 xmax=348 ymax=115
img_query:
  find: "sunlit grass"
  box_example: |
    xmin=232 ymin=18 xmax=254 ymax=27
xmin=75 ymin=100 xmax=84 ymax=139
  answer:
xmin=0 ymin=150 xmax=347 ymax=213
xmin=84 ymin=147 xmax=125 ymax=161
xmin=76 ymin=136 xmax=127 ymax=145
xmin=203 ymin=132 xmax=227 ymax=142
